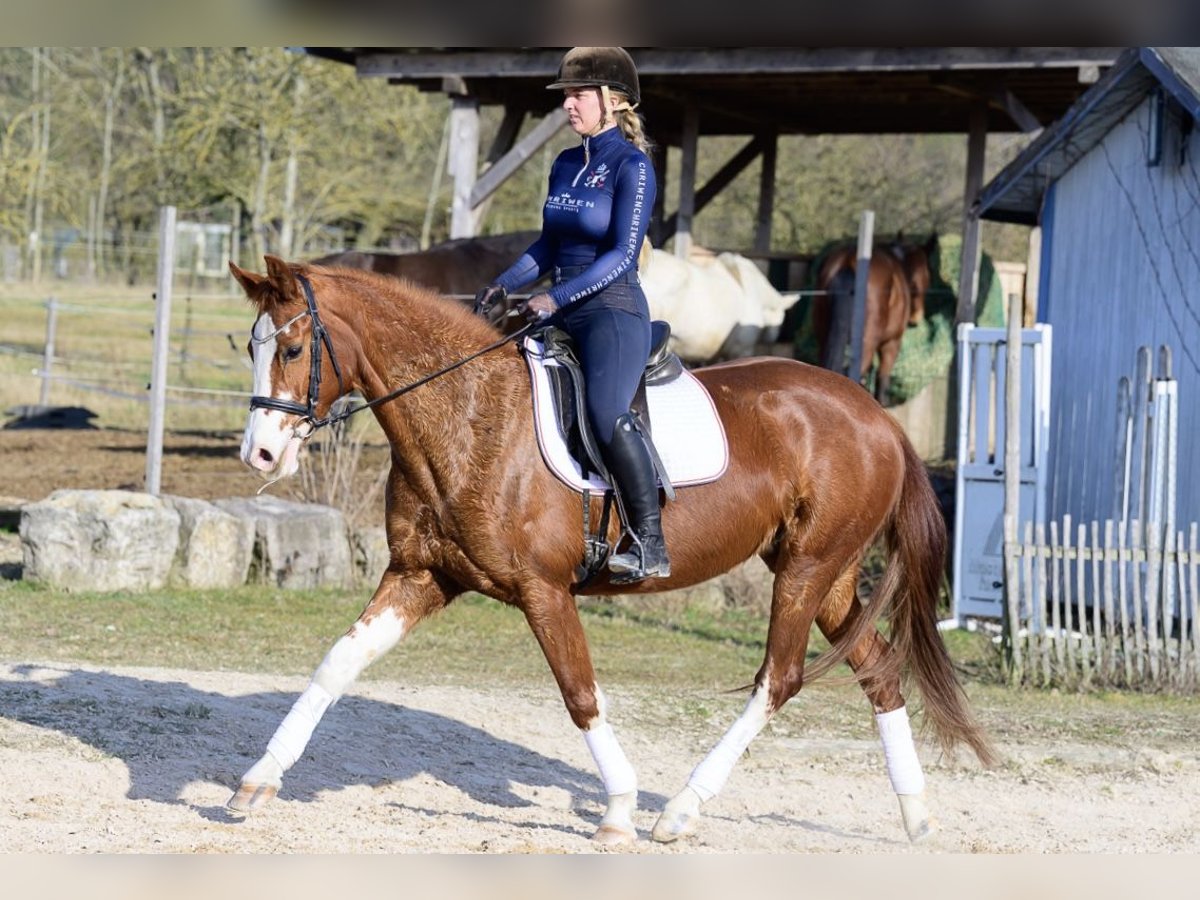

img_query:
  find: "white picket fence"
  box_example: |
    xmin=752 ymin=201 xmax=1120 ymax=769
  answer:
xmin=1003 ymin=515 xmax=1200 ymax=689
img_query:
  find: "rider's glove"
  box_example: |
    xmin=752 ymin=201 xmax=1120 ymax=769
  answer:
xmin=473 ymin=284 xmax=507 ymax=316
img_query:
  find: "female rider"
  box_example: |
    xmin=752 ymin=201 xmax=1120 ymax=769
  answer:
xmin=474 ymin=47 xmax=667 ymax=584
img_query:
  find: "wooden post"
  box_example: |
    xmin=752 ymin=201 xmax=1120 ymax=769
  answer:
xmin=146 ymin=205 xmax=175 ymax=497
xmin=448 ymin=95 xmax=481 ymax=239
xmin=1003 ymin=288 xmax=1024 ymax=681
xmin=1079 ymin=521 xmax=1093 ymax=685
xmin=754 ymin=131 xmax=777 ymax=255
xmin=1185 ymin=525 xmax=1195 ymax=686
xmin=955 ymin=104 xmax=988 ymax=327
xmin=39 ymin=297 xmax=58 ymax=407
xmin=1100 ymin=520 xmax=1113 ymax=682
xmin=1118 ymin=519 xmax=1132 ymax=685
xmin=847 ymin=209 xmax=875 ymax=384
xmin=1024 ymin=226 xmax=1042 ymax=326
xmin=674 ymin=105 xmax=699 ymax=259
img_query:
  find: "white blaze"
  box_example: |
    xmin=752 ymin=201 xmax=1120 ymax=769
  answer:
xmin=241 ymin=312 xmax=303 ymax=476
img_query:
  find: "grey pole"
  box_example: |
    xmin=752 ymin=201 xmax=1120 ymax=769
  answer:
xmin=39 ymin=297 xmax=58 ymax=407
xmin=146 ymin=205 xmax=176 ymax=496
xmin=847 ymin=209 xmax=874 ymax=385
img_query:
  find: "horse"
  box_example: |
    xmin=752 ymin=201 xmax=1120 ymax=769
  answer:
xmin=640 ymin=248 xmax=800 ymax=363
xmin=311 ymin=231 xmax=541 ymax=297
xmin=887 ymin=231 xmax=939 ymax=326
xmin=811 ymin=244 xmax=914 ymax=406
xmin=226 ymin=255 xmax=995 ymax=846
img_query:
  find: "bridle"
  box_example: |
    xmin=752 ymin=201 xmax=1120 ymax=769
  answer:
xmin=249 ymin=273 xmax=346 ymax=430
xmin=248 ymin=272 xmax=534 ymax=435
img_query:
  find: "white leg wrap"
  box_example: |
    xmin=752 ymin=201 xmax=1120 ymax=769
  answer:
xmin=688 ymin=685 xmax=772 ymax=802
xmin=265 ymin=682 xmax=334 ymax=771
xmin=584 ymin=722 xmax=638 ymax=796
xmin=876 ymin=705 xmax=926 ymax=795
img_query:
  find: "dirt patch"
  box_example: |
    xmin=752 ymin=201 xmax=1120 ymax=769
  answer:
xmin=1 ymin=659 xmax=1198 ymax=853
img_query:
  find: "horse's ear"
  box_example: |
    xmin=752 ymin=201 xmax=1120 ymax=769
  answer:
xmin=263 ymin=255 xmax=302 ymax=302
xmin=229 ymin=261 xmax=266 ymax=296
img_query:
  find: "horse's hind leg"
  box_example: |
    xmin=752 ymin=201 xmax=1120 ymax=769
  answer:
xmin=652 ymin=539 xmax=853 ymax=843
xmin=227 ymin=567 xmax=451 ymax=813
xmin=815 ymin=581 xmax=936 ymax=843
xmin=873 ymin=337 xmax=902 ymax=406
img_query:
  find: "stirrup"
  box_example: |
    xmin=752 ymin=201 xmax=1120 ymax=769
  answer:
xmin=608 ymin=533 xmax=670 ymax=584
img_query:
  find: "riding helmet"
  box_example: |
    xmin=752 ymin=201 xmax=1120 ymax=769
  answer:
xmin=547 ymin=47 xmax=640 ymax=105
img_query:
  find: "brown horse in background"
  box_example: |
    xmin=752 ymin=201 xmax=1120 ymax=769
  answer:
xmin=889 ymin=231 xmax=938 ymax=325
xmin=812 ymin=243 xmax=917 ymax=406
xmin=226 ymin=257 xmax=994 ymax=846
xmin=311 ymin=231 xmax=541 ymax=297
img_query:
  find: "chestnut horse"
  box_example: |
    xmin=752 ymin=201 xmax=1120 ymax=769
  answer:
xmin=812 ymin=244 xmax=918 ymax=406
xmin=227 ymin=256 xmax=994 ymax=846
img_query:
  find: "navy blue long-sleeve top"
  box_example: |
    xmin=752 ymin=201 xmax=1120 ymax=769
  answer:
xmin=493 ymin=126 xmax=656 ymax=309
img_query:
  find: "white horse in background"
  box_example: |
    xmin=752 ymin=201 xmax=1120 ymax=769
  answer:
xmin=640 ymin=248 xmax=798 ymax=363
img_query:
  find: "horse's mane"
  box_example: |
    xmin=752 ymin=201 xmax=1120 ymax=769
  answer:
xmin=304 ymin=263 xmax=504 ymax=344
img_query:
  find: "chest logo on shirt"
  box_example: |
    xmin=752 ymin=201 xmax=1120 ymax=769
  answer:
xmin=584 ymin=164 xmax=610 ymax=189
xmin=547 ymin=191 xmax=595 ymax=212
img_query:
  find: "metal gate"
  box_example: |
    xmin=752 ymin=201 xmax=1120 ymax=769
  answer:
xmin=951 ymin=323 xmax=1052 ymax=622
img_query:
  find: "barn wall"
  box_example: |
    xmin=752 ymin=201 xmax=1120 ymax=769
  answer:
xmin=1042 ymin=93 xmax=1200 ymax=526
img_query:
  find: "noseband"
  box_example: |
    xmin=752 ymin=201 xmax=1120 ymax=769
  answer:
xmin=248 ymin=273 xmax=533 ymax=434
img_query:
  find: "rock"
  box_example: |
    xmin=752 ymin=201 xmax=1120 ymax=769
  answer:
xmin=214 ymin=496 xmax=353 ymax=589
xmin=20 ymin=490 xmax=180 ymax=592
xmin=163 ymin=496 xmax=256 ymax=589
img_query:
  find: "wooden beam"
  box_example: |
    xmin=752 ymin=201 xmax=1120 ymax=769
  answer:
xmin=468 ymin=107 xmax=567 ymax=209
xmin=955 ymin=104 xmax=988 ymax=325
xmin=485 ymin=105 xmax=525 ymax=165
xmin=675 ymin=106 xmax=699 ymax=259
xmin=996 ymin=88 xmax=1042 ymax=133
xmin=755 ymin=132 xmax=777 ymax=254
xmin=351 ymin=47 xmax=1121 ymax=80
xmin=448 ymin=96 xmax=480 ymax=239
xmin=661 ymin=134 xmax=764 ymax=242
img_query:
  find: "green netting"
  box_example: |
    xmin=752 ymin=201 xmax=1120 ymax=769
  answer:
xmin=792 ymin=233 xmax=1006 ymax=404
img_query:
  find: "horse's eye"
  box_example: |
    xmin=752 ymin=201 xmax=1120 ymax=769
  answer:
xmin=283 ymin=345 xmax=303 ymax=361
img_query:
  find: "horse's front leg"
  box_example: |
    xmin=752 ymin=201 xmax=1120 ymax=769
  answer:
xmin=523 ymin=586 xmax=639 ymax=846
xmin=227 ymin=567 xmax=451 ymax=813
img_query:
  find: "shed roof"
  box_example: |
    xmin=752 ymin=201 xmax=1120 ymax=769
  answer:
xmin=977 ymin=47 xmax=1200 ymax=225
xmin=304 ymin=47 xmax=1121 ymax=142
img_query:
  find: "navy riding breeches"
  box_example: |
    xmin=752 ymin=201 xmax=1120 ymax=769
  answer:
xmin=556 ymin=277 xmax=651 ymax=447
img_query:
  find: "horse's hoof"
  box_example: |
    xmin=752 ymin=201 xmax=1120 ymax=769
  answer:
xmin=898 ymin=792 xmax=938 ymax=843
xmin=906 ymin=817 xmax=938 ymax=843
xmin=651 ymin=786 xmax=702 ymax=843
xmin=592 ymin=823 xmax=637 ymax=846
xmin=227 ymin=782 xmax=278 ymax=814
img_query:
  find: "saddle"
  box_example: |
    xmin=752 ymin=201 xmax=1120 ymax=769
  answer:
xmin=533 ymin=320 xmax=681 ymax=486
xmin=528 ymin=320 xmax=682 ymax=584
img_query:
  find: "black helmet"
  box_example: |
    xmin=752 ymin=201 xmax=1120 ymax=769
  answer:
xmin=547 ymin=47 xmax=640 ymax=105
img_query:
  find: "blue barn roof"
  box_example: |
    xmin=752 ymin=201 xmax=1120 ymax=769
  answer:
xmin=978 ymin=47 xmax=1200 ymax=225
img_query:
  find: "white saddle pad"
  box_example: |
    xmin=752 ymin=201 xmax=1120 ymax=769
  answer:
xmin=524 ymin=335 xmax=729 ymax=496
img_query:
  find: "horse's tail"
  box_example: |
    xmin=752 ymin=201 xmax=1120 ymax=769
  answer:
xmin=880 ymin=436 xmax=997 ymax=766
xmin=821 ymin=266 xmax=856 ymax=372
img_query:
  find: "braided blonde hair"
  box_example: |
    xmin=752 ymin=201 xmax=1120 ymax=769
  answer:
xmin=597 ymin=86 xmax=655 ymax=266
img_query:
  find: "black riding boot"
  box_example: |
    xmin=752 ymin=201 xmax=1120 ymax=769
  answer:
xmin=603 ymin=413 xmax=671 ymax=584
